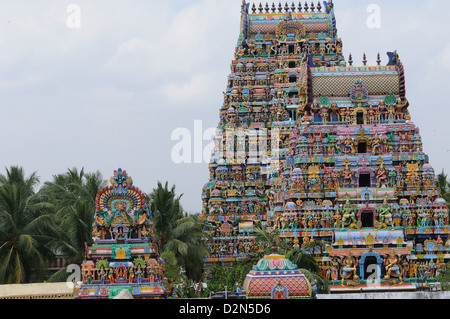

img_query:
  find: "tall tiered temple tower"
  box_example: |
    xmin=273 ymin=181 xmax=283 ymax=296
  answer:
xmin=201 ymin=1 xmax=449 ymax=291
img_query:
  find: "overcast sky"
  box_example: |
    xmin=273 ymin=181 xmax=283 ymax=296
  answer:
xmin=0 ymin=0 xmax=449 ymax=213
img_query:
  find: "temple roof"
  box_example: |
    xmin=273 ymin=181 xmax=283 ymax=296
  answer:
xmin=311 ymin=65 xmax=401 ymax=98
xmin=253 ymin=254 xmax=298 ymax=272
xmin=244 ymin=251 xmax=313 ymax=299
xmin=241 ymin=1 xmax=338 ymax=43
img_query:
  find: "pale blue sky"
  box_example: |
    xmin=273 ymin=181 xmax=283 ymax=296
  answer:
xmin=0 ymin=0 xmax=449 ymax=213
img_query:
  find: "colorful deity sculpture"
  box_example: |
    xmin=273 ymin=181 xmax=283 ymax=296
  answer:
xmin=340 ymin=252 xmax=360 ymax=287
xmin=340 ymin=198 xmax=357 ymax=229
xmin=384 ymin=250 xmax=403 ymax=284
xmin=378 ymin=197 xmax=394 ymax=227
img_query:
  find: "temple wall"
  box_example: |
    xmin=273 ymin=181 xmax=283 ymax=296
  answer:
xmin=0 ymin=282 xmax=75 ymax=299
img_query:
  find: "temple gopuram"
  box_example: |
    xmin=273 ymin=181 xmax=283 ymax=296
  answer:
xmin=201 ymin=1 xmax=449 ymax=293
xmin=77 ymin=169 xmax=169 ymax=299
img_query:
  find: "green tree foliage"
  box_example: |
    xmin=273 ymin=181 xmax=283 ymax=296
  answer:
xmin=206 ymin=265 xmax=227 ymax=293
xmin=0 ymin=166 xmax=59 ymax=284
xmin=149 ymin=182 xmax=209 ymax=283
xmin=437 ymin=170 xmax=450 ymax=208
xmin=39 ymin=168 xmax=106 ymax=282
xmin=436 ymin=170 xmax=449 ymax=195
xmin=205 ymin=260 xmax=255 ymax=295
xmin=166 ymin=214 xmax=210 ymax=282
xmin=437 ymin=261 xmax=450 ymax=291
xmin=160 ymin=250 xmax=181 ymax=283
xmin=149 ymin=182 xmax=184 ymax=247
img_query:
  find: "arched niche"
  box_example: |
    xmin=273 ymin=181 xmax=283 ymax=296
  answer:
xmin=359 ymin=251 xmax=384 ymax=280
xmin=352 ymin=106 xmax=368 ymax=125
xmin=355 ymin=157 xmax=375 ymax=187
xmin=354 ymin=128 xmax=371 ymax=154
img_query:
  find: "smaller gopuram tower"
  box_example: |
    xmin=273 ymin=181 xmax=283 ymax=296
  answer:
xmin=77 ymin=169 xmax=168 ymax=299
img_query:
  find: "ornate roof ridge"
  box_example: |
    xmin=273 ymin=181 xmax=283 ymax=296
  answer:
xmin=244 ymin=1 xmax=332 ymax=15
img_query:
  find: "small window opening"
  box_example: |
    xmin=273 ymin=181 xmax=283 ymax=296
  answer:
xmin=358 ymin=142 xmax=367 ymax=154
xmin=288 ymin=45 xmax=295 ymax=54
xmin=357 ymin=112 xmax=364 ymax=125
xmin=359 ymin=174 xmax=371 ymax=188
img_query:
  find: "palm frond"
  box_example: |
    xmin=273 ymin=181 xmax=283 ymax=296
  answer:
xmin=0 ymin=245 xmax=15 ymax=284
xmin=46 ymin=266 xmax=71 ymax=283
xmin=165 ymin=239 xmax=189 ymax=257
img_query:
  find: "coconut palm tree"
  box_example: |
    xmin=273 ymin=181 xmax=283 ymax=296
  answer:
xmin=436 ymin=170 xmax=450 ymax=211
xmin=165 ymin=214 xmax=210 ymax=282
xmin=40 ymin=168 xmax=104 ymax=207
xmin=40 ymin=168 xmax=105 ymax=282
xmin=149 ymin=183 xmax=208 ymax=282
xmin=0 ymin=166 xmax=59 ymax=284
xmin=253 ymin=223 xmax=278 ymax=254
xmin=436 ymin=170 xmax=450 ymax=197
xmin=149 ymin=181 xmax=184 ymax=248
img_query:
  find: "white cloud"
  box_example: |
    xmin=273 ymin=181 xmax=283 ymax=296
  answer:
xmin=162 ymin=73 xmax=215 ymax=105
xmin=105 ymin=37 xmax=156 ymax=71
xmin=437 ymin=43 xmax=450 ymax=70
xmin=0 ymin=0 xmax=449 ymax=213
xmin=105 ymin=0 xmax=239 ymax=75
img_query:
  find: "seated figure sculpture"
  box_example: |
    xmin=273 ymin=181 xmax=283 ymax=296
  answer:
xmin=377 ymin=197 xmax=394 ymax=228
xmin=340 ymin=198 xmax=357 ymax=229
